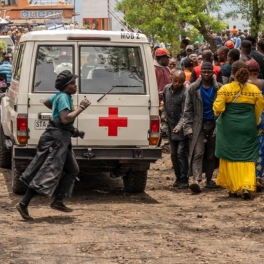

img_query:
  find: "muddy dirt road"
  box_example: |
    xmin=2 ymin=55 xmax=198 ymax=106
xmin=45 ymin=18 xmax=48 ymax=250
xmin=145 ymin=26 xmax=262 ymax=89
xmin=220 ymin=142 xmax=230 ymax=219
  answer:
xmin=0 ymin=152 xmax=264 ymax=264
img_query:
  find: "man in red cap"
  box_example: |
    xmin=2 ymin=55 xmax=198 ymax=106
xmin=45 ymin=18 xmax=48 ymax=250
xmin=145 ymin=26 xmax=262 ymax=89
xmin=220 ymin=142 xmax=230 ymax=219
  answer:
xmin=225 ymin=40 xmax=234 ymax=49
xmin=154 ymin=48 xmax=171 ymax=97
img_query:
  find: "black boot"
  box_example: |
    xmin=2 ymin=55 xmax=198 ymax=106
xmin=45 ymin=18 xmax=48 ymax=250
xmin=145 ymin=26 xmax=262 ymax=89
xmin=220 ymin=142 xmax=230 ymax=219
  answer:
xmin=16 ymin=202 xmax=33 ymax=220
xmin=204 ymin=179 xmax=220 ymax=188
xmin=189 ymin=181 xmax=201 ymax=193
xmin=50 ymin=199 xmax=73 ymax=212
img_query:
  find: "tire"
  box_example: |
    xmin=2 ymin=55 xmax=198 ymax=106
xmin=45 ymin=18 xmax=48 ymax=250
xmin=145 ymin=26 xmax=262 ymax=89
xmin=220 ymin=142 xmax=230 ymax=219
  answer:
xmin=123 ymin=170 xmax=148 ymax=193
xmin=12 ymin=158 xmax=27 ymax=194
xmin=157 ymin=136 xmax=162 ymax=147
xmin=0 ymin=125 xmax=11 ymax=168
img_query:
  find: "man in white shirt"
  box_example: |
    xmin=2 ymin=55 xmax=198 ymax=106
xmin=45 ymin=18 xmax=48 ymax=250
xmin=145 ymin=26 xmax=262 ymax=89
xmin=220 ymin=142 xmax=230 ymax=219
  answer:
xmin=54 ymin=52 xmax=73 ymax=75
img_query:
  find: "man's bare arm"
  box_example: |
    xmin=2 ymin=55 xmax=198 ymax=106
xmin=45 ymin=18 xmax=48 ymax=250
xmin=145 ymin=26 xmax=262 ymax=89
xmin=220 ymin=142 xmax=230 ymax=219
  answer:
xmin=43 ymin=98 xmax=52 ymax=109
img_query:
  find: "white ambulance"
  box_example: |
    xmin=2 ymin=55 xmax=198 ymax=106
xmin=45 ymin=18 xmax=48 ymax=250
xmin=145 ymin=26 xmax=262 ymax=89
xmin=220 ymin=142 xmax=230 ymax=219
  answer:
xmin=0 ymin=30 xmax=161 ymax=194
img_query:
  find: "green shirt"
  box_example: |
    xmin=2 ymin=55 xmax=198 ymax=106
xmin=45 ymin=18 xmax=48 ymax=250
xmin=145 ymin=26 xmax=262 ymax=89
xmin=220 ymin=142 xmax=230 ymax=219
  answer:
xmin=50 ymin=92 xmax=74 ymax=124
xmin=196 ymin=35 xmax=204 ymax=43
xmin=221 ymin=63 xmax=232 ymax=77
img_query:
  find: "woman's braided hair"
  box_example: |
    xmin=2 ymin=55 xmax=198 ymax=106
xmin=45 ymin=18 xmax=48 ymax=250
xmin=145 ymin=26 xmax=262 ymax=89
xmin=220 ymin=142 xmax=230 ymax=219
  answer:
xmin=231 ymin=60 xmax=249 ymax=84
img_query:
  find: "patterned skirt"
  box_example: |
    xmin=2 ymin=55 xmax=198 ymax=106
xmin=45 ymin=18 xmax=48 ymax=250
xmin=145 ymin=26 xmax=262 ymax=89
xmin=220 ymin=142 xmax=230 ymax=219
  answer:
xmin=217 ymin=159 xmax=256 ymax=193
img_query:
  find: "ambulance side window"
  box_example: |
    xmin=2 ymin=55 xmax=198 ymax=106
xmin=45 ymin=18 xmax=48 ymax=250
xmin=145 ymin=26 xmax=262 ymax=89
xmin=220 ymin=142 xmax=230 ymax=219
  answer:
xmin=12 ymin=45 xmax=20 ymax=74
xmin=33 ymin=45 xmax=74 ymax=93
xmin=13 ymin=43 xmax=25 ymax=81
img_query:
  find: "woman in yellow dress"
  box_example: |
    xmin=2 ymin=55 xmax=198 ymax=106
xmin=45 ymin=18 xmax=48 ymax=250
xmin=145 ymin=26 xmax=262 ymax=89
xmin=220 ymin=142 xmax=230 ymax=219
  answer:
xmin=213 ymin=60 xmax=263 ymax=199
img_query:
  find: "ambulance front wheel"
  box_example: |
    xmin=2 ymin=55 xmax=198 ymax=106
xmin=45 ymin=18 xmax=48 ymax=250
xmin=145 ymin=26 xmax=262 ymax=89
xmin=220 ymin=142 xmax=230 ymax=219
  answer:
xmin=123 ymin=170 xmax=148 ymax=193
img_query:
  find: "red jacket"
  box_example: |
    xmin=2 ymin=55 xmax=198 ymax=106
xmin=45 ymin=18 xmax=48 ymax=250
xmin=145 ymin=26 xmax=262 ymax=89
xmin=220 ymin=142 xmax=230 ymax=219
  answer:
xmin=154 ymin=64 xmax=171 ymax=93
xmin=190 ymin=64 xmax=222 ymax=83
xmin=194 ymin=65 xmax=221 ymax=79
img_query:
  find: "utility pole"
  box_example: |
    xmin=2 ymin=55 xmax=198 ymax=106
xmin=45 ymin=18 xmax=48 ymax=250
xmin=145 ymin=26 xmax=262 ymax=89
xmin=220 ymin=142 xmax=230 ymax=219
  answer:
xmin=73 ymin=0 xmax=75 ymax=24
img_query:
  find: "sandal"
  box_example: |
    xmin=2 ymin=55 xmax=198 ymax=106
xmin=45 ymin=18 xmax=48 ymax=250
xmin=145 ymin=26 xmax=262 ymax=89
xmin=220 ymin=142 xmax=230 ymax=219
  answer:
xmin=242 ymin=189 xmax=251 ymax=200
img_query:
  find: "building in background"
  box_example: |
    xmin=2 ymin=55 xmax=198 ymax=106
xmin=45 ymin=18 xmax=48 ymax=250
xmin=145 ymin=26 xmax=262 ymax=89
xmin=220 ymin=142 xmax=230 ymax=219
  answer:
xmin=0 ymin=0 xmax=74 ymax=24
xmin=74 ymin=0 xmax=124 ymax=31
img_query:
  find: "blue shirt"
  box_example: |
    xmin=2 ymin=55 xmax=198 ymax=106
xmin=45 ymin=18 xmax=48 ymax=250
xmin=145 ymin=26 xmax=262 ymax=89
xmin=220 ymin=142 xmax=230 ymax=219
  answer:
xmin=235 ymin=37 xmax=241 ymax=49
xmin=50 ymin=92 xmax=74 ymax=124
xmin=215 ymin=35 xmax=222 ymax=47
xmin=0 ymin=61 xmax=12 ymax=83
xmin=200 ymin=85 xmax=215 ymax=121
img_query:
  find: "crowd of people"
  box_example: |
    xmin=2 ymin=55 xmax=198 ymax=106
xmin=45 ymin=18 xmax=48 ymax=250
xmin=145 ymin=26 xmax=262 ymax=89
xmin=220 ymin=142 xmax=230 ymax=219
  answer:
xmin=0 ymin=49 xmax=13 ymax=89
xmin=154 ymin=32 xmax=264 ymax=199
xmin=1 ymin=25 xmax=33 ymax=44
xmin=0 ymin=25 xmax=29 ymax=88
xmin=2 ymin=23 xmax=263 ymax=221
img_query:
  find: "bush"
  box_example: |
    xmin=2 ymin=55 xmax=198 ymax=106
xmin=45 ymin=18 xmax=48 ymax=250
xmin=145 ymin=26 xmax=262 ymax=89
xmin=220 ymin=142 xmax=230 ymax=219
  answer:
xmin=0 ymin=40 xmax=7 ymax=55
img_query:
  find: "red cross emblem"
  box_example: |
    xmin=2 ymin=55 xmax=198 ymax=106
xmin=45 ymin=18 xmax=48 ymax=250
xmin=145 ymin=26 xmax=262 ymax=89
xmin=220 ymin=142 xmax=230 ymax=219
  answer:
xmin=99 ymin=107 xmax=128 ymax=136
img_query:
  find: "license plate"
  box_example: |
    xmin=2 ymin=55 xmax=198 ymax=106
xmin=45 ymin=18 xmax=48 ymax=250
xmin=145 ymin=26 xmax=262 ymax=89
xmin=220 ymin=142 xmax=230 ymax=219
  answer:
xmin=35 ymin=120 xmax=49 ymax=130
xmin=38 ymin=113 xmax=52 ymax=120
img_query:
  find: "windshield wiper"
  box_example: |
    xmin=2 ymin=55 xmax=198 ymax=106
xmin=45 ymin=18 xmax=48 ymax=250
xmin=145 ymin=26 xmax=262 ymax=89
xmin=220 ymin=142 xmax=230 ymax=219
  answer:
xmin=97 ymin=85 xmax=141 ymax=102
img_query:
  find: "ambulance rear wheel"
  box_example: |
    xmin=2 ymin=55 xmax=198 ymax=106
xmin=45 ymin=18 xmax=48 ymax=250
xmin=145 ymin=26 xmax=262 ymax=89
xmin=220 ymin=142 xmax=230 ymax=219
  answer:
xmin=12 ymin=158 xmax=27 ymax=194
xmin=123 ymin=170 xmax=148 ymax=193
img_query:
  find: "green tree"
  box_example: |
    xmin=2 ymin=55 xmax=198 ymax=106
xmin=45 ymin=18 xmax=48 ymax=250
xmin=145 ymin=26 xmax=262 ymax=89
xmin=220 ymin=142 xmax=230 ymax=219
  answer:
xmin=0 ymin=41 xmax=7 ymax=56
xmin=223 ymin=0 xmax=264 ymax=38
xmin=116 ymin=0 xmax=227 ymax=52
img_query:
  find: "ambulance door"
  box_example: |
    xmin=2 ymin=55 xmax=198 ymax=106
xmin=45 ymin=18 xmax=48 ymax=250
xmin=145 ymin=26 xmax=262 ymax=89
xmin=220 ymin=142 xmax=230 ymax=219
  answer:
xmin=76 ymin=43 xmax=150 ymax=146
xmin=27 ymin=43 xmax=78 ymax=145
